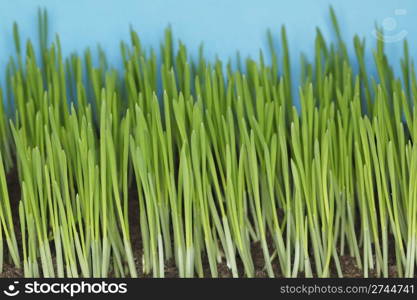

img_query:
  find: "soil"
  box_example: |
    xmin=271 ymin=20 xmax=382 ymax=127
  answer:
xmin=0 ymin=168 xmax=402 ymax=278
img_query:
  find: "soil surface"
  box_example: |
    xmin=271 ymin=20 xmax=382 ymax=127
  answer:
xmin=0 ymin=169 xmax=402 ymax=278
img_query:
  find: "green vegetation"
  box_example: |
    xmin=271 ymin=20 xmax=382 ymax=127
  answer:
xmin=0 ymin=7 xmax=416 ymax=277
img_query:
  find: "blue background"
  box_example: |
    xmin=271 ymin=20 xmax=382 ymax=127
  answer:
xmin=0 ymin=0 xmax=415 ymax=91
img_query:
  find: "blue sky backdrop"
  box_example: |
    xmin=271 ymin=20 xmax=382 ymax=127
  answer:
xmin=0 ymin=0 xmax=415 ymax=92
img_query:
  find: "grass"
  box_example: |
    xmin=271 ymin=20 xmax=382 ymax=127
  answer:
xmin=0 ymin=6 xmax=416 ymax=278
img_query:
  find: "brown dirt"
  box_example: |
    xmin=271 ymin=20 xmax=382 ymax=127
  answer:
xmin=0 ymin=168 xmax=403 ymax=278
xmin=337 ymin=256 xmax=365 ymax=278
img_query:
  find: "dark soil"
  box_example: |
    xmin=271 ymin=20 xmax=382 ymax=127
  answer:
xmin=0 ymin=169 xmax=402 ymax=278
